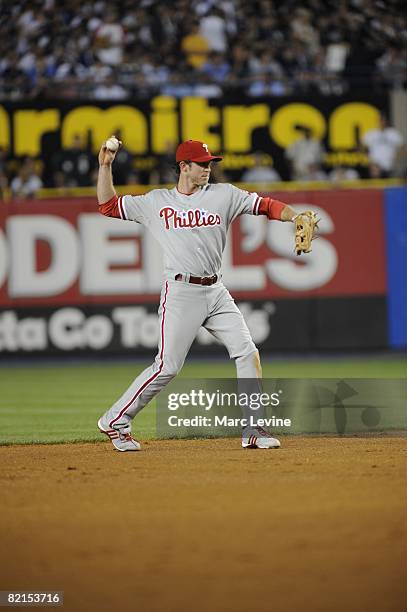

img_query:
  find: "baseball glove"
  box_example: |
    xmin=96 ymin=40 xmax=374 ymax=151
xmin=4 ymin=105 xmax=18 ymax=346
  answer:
xmin=294 ymin=211 xmax=319 ymax=256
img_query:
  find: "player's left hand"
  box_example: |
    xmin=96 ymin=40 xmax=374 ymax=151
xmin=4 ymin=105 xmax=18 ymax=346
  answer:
xmin=293 ymin=210 xmax=319 ymax=255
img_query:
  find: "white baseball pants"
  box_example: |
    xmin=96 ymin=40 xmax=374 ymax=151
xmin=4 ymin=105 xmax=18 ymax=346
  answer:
xmin=103 ymin=278 xmax=261 ymax=430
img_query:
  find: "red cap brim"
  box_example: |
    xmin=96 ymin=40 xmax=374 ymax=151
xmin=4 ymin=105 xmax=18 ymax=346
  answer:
xmin=188 ymin=155 xmax=223 ymax=162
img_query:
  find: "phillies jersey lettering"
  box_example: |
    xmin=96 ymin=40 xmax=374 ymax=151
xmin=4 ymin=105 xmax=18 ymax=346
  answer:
xmin=117 ymin=183 xmax=262 ymax=277
xmin=159 ymin=207 xmax=221 ymax=230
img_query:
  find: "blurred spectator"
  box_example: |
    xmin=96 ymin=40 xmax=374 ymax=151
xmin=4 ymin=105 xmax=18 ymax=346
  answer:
xmin=193 ymin=72 xmax=222 ymax=97
xmin=325 ymin=42 xmax=349 ymax=74
xmin=300 ymin=163 xmax=328 ymax=182
xmin=227 ymin=44 xmax=250 ymax=89
xmin=88 ymin=60 xmax=113 ymax=85
xmin=10 ymin=158 xmax=43 ymax=198
xmin=249 ymin=50 xmax=284 ymax=80
xmin=94 ymin=74 xmax=128 ymax=100
xmin=376 ymin=45 xmax=407 ymax=89
xmin=140 ymin=53 xmax=170 ymax=88
xmin=182 ymin=22 xmax=210 ymax=69
xmin=241 ymin=153 xmax=281 ymax=183
xmin=291 ymin=8 xmax=319 ymax=55
xmin=94 ymin=10 xmax=125 ymax=67
xmin=285 ymin=127 xmax=325 ymax=181
xmin=199 ymin=8 xmax=229 ymax=53
xmin=0 ymin=51 xmax=29 ymax=99
xmin=247 ymin=48 xmax=288 ymax=95
xmin=52 ymin=135 xmax=95 ymax=187
xmin=248 ymin=74 xmax=288 ymax=97
xmin=133 ymin=73 xmax=156 ymax=99
xmin=201 ymin=52 xmax=230 ymax=83
xmin=329 ymin=166 xmax=360 ymax=182
xmin=363 ymin=114 xmax=404 ymax=178
xmin=150 ymin=5 xmax=178 ymax=49
xmin=160 ymin=73 xmax=194 ymax=97
xmin=316 ymin=49 xmax=346 ymax=96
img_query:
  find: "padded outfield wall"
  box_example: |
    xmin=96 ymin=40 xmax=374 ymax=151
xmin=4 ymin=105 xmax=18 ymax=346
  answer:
xmin=0 ymin=186 xmax=405 ymax=357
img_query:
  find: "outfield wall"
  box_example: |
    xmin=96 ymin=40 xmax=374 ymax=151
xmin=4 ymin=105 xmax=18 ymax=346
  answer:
xmin=0 ymin=186 xmax=406 ymax=356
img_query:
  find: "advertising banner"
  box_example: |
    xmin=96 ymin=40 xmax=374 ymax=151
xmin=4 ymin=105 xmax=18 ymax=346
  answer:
xmin=0 ymin=94 xmax=389 ymax=180
xmin=0 ymin=189 xmax=388 ymax=354
xmin=0 ymin=189 xmax=386 ymax=306
xmin=0 ymin=296 xmax=387 ymax=355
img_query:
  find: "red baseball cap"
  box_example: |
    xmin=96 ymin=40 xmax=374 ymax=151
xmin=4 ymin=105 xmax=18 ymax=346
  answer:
xmin=176 ymin=140 xmax=223 ymax=163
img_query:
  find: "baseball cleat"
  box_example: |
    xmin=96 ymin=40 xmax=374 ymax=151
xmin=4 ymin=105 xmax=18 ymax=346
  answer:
xmin=242 ymin=426 xmax=281 ymax=449
xmin=97 ymin=417 xmax=141 ymax=452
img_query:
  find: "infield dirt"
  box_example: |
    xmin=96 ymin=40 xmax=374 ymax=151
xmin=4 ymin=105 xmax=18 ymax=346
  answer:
xmin=1 ymin=437 xmax=406 ymax=612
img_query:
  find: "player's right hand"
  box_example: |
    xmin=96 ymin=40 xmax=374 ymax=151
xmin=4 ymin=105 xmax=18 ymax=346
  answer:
xmin=98 ymin=139 xmax=122 ymax=166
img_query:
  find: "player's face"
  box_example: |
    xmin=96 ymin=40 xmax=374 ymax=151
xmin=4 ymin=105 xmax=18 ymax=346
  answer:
xmin=188 ymin=161 xmax=212 ymax=186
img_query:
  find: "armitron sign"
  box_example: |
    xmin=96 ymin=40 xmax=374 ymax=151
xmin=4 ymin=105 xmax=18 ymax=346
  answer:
xmin=0 ymin=95 xmax=388 ymax=177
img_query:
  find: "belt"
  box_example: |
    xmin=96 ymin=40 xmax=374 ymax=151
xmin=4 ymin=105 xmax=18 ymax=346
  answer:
xmin=175 ymin=273 xmax=218 ymax=286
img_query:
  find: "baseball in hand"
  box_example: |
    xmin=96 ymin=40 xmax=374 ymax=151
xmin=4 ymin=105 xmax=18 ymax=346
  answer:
xmin=105 ymin=136 xmax=120 ymax=152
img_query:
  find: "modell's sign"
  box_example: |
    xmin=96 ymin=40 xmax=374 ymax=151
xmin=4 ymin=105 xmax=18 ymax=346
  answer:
xmin=0 ymin=189 xmax=388 ymax=354
xmin=0 ymin=190 xmax=386 ymax=307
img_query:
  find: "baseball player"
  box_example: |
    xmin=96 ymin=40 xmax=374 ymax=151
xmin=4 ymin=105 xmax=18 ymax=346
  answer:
xmin=97 ymin=138 xmax=300 ymax=451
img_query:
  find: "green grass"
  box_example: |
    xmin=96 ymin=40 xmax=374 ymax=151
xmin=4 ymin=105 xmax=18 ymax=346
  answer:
xmin=0 ymin=356 xmax=406 ymax=445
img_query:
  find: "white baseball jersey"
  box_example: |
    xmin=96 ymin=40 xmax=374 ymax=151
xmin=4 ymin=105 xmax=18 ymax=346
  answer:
xmin=117 ymin=183 xmax=262 ymax=276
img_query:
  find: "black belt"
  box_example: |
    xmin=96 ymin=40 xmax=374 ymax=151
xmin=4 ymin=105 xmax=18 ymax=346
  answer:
xmin=175 ymin=273 xmax=218 ymax=286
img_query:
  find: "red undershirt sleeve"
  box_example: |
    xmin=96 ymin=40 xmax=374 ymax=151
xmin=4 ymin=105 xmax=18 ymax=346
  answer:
xmin=98 ymin=195 xmax=120 ymax=218
xmin=257 ymin=197 xmax=286 ymax=220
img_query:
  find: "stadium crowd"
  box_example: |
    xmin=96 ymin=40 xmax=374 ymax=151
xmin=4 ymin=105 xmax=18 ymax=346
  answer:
xmin=0 ymin=0 xmax=406 ymax=100
xmin=0 ymin=0 xmax=406 ymax=196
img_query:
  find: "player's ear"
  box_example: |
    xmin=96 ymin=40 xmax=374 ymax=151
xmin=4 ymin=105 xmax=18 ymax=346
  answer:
xmin=179 ymin=161 xmax=191 ymax=173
